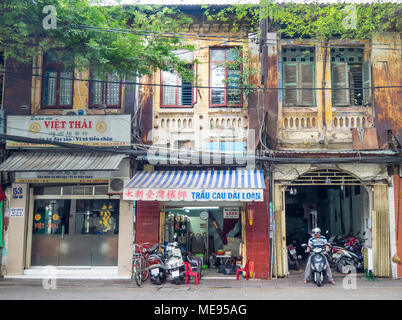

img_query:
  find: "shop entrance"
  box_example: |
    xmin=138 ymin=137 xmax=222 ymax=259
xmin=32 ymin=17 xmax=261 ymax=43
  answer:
xmin=163 ymin=206 xmax=244 ymax=277
xmin=271 ymin=168 xmax=378 ymax=277
xmin=30 ymin=185 xmax=120 ymax=266
xmin=285 ymin=184 xmax=369 ymax=271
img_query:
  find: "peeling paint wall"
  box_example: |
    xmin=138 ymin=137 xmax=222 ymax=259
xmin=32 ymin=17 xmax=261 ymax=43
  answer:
xmin=371 ymin=33 xmax=402 ymax=148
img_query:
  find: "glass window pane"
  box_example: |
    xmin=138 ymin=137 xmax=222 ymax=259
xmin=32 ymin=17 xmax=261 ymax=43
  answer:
xmin=76 ymin=199 xmax=119 ymax=235
xmin=226 ymin=48 xmax=241 ymax=61
xmin=227 ymin=69 xmax=241 ymax=105
xmin=91 ymin=76 xmax=104 ymax=105
xmin=211 ymin=49 xmax=225 ymax=62
xmin=43 ymin=68 xmax=57 ymax=106
xmin=162 ymin=71 xmax=177 ymax=105
xmin=211 ymin=64 xmax=225 ymax=104
xmin=33 ymin=200 xmax=70 ymax=235
xmin=59 ymin=71 xmax=73 ymax=105
xmin=107 ymin=73 xmax=120 ymax=106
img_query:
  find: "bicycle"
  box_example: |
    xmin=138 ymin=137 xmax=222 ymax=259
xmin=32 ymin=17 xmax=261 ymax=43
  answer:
xmin=132 ymin=242 xmax=150 ymax=286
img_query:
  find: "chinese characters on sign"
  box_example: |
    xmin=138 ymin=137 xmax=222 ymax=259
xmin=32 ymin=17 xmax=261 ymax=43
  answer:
xmin=223 ymin=207 xmax=240 ymax=219
xmin=123 ymin=188 xmax=264 ymax=202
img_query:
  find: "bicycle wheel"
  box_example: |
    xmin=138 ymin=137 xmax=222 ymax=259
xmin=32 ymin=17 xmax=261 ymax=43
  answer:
xmin=141 ymin=257 xmax=149 ymax=281
xmin=134 ymin=259 xmax=142 ymax=286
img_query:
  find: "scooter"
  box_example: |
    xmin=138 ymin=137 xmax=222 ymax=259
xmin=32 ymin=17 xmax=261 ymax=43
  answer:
xmin=334 ymin=247 xmax=363 ymax=274
xmin=303 ymin=244 xmax=328 ymax=287
xmin=147 ymin=243 xmax=167 ymax=285
xmin=165 ymin=241 xmax=186 ymax=285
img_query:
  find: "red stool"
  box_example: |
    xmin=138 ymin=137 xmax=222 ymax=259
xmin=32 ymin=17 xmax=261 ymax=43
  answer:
xmin=184 ymin=261 xmax=200 ymax=285
xmin=236 ymin=260 xmax=250 ymax=280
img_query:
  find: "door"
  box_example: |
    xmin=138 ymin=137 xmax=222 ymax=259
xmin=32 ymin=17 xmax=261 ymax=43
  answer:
xmin=31 ymin=199 xmax=119 ymax=266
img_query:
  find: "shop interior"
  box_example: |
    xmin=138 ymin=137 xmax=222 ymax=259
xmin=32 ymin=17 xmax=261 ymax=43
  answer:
xmin=285 ymin=184 xmax=369 ymax=272
xmin=164 ymin=206 xmax=244 ymax=277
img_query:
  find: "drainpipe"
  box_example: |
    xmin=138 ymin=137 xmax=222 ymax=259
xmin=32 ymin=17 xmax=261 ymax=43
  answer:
xmin=319 ymin=42 xmax=328 ymax=145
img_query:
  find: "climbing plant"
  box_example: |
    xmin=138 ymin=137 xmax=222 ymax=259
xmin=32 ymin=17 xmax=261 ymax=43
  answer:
xmin=202 ymin=1 xmax=402 ymax=40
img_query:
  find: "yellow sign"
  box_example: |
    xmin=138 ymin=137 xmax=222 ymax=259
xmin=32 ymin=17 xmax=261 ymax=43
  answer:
xmin=52 ymin=214 xmax=60 ymax=221
xmin=29 ymin=122 xmax=41 ymax=134
xmin=34 ymin=214 xmax=41 ymax=221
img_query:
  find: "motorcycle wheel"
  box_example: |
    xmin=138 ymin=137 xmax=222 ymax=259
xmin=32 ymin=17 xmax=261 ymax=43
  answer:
xmin=155 ymin=277 xmax=161 ymax=285
xmin=337 ymin=257 xmax=354 ymax=274
xmin=315 ymin=272 xmax=321 ymax=287
xmin=294 ymin=260 xmax=300 ymax=271
xmin=174 ymin=277 xmax=181 ymax=285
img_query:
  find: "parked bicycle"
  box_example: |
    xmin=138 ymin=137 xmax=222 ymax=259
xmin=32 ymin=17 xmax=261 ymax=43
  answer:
xmin=132 ymin=242 xmax=150 ymax=286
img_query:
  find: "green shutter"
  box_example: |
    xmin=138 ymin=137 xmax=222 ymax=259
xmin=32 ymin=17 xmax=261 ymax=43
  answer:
xmin=299 ymin=63 xmax=315 ymax=106
xmin=362 ymin=61 xmax=372 ymax=106
xmin=283 ymin=63 xmax=298 ymax=106
xmin=332 ymin=62 xmax=350 ymax=106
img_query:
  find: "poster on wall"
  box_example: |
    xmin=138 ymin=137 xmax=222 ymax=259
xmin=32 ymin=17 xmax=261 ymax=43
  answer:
xmin=10 ymin=207 xmax=24 ymax=218
xmin=223 ymin=207 xmax=240 ymax=219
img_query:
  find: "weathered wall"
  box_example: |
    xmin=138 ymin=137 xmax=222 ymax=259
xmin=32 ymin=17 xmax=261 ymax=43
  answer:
xmin=371 ymin=33 xmax=402 ymax=148
xmin=393 ymin=175 xmax=402 ymax=278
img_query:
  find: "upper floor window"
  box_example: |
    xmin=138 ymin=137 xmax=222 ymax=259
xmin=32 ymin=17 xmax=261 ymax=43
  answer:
xmin=0 ymin=51 xmax=4 ymax=108
xmin=89 ymin=72 xmax=122 ymax=108
xmin=331 ymin=48 xmax=371 ymax=107
xmin=210 ymin=47 xmax=242 ymax=107
xmin=282 ymin=47 xmax=315 ymax=107
xmin=161 ymin=66 xmax=194 ymax=107
xmin=42 ymin=51 xmax=73 ymax=108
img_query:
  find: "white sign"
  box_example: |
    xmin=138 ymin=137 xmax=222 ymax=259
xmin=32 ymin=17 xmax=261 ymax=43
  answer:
xmin=10 ymin=207 xmax=25 ymax=218
xmin=15 ymin=171 xmax=111 ymax=184
xmin=6 ymin=115 xmax=131 ymax=148
xmin=223 ymin=207 xmax=240 ymax=219
xmin=123 ymin=188 xmax=264 ymax=202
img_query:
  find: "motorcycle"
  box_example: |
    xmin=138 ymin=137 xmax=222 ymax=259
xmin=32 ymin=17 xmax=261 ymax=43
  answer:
xmin=287 ymin=242 xmax=302 ymax=270
xmin=302 ymin=244 xmax=329 ymax=287
xmin=331 ymin=233 xmax=366 ymax=274
xmin=147 ymin=243 xmax=167 ymax=285
xmin=165 ymin=241 xmax=186 ymax=285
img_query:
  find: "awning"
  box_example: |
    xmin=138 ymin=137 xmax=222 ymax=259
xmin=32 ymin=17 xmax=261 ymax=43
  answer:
xmin=123 ymin=170 xmax=265 ymax=202
xmin=0 ymin=152 xmax=127 ymax=172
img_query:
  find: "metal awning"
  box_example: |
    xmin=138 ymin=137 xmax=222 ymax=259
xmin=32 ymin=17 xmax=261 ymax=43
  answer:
xmin=0 ymin=152 xmax=127 ymax=172
xmin=123 ymin=170 xmax=265 ymax=202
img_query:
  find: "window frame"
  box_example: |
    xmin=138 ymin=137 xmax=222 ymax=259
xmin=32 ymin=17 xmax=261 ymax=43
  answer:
xmin=41 ymin=53 xmax=74 ymax=109
xmin=209 ymin=47 xmax=243 ymax=108
xmin=160 ymin=64 xmax=196 ymax=108
xmin=88 ymin=71 xmax=123 ymax=109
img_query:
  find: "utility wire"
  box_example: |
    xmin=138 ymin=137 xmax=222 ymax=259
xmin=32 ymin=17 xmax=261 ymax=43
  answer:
xmin=1 ymin=69 xmax=401 ymax=91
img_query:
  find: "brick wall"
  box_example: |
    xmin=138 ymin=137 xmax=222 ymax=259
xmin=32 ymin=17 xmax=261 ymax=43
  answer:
xmin=246 ymin=185 xmax=270 ymax=279
xmin=135 ymin=200 xmax=160 ymax=245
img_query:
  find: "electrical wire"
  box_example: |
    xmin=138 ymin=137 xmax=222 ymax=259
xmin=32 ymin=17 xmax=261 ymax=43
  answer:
xmin=1 ymin=68 xmax=401 ymax=91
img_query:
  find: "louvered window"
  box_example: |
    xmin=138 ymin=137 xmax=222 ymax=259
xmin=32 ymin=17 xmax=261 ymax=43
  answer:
xmin=282 ymin=47 xmax=315 ymax=107
xmin=331 ymin=48 xmax=370 ymax=107
xmin=161 ymin=64 xmax=194 ymax=107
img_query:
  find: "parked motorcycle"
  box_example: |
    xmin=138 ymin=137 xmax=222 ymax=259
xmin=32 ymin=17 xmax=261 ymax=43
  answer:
xmin=165 ymin=241 xmax=186 ymax=285
xmin=147 ymin=243 xmax=167 ymax=285
xmin=302 ymin=244 xmax=329 ymax=287
xmin=287 ymin=242 xmax=302 ymax=270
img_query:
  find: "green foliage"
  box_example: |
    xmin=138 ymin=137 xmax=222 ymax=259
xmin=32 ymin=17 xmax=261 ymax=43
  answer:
xmin=202 ymin=1 xmax=402 ymax=40
xmin=0 ymin=0 xmax=194 ymax=77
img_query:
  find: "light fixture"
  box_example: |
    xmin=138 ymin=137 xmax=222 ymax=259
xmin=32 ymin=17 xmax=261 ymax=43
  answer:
xmin=183 ymin=207 xmax=219 ymax=210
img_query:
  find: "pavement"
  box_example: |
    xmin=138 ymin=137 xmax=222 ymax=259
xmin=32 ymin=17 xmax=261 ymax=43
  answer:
xmin=0 ymin=272 xmax=400 ymax=300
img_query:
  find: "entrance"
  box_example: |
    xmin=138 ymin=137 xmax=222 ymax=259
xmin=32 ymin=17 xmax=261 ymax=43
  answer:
xmin=284 ymin=184 xmax=369 ymax=274
xmin=30 ymin=185 xmax=120 ymax=266
xmin=162 ymin=206 xmax=244 ymax=277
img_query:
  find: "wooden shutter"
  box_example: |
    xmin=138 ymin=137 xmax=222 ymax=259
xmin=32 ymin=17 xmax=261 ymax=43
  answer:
xmin=283 ymin=63 xmax=298 ymax=106
xmin=362 ymin=61 xmax=372 ymax=106
xmin=299 ymin=63 xmax=314 ymax=106
xmin=332 ymin=63 xmax=350 ymax=106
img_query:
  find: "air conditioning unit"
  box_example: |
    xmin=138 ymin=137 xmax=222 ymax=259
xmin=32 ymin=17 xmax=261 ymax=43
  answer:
xmin=62 ymin=109 xmax=86 ymax=116
xmin=108 ymin=177 xmax=129 ymax=195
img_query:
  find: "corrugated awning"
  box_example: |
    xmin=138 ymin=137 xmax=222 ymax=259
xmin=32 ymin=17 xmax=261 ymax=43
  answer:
xmin=123 ymin=170 xmax=265 ymax=202
xmin=0 ymin=152 xmax=127 ymax=172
